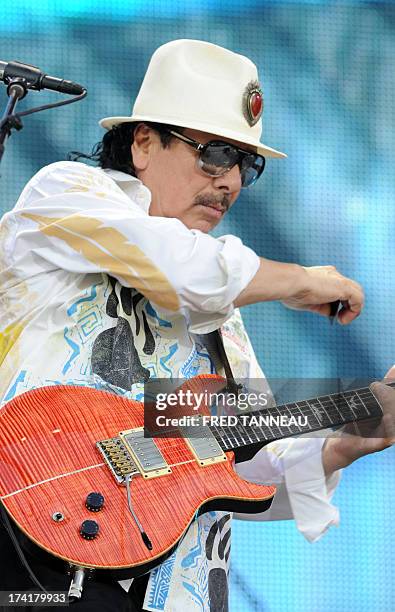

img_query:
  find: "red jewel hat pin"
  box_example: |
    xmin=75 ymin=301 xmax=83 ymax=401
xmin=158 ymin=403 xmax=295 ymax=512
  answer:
xmin=242 ymin=80 xmax=263 ymax=127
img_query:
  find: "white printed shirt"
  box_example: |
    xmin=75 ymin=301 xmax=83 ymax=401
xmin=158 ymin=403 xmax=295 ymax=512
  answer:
xmin=0 ymin=162 xmax=340 ymax=612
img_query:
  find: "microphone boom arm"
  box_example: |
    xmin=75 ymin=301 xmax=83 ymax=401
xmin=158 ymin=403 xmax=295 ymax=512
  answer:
xmin=0 ymin=73 xmax=87 ymax=167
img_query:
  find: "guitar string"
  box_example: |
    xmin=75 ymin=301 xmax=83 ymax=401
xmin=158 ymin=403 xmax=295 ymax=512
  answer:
xmin=207 ymin=386 xmax=390 ymax=450
xmin=142 ymin=385 xmax=390 ymax=453
xmin=3 ymin=385 xmax=392 ymax=496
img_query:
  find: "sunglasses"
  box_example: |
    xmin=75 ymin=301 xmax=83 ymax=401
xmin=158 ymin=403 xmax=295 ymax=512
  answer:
xmin=164 ymin=130 xmax=266 ymax=188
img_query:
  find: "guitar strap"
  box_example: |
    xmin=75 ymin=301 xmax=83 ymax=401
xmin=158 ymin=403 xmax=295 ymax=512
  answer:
xmin=198 ymin=329 xmax=242 ymax=396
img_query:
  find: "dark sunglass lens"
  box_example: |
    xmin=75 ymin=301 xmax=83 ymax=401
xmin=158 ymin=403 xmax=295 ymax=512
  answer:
xmin=240 ymin=155 xmax=265 ymax=187
xmin=199 ymin=143 xmax=239 ymax=176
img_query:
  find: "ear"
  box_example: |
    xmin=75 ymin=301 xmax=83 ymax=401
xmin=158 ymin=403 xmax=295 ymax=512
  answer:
xmin=131 ymin=123 xmax=159 ymax=172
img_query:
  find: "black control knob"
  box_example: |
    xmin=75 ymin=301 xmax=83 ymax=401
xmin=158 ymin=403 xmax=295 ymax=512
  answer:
xmin=85 ymin=492 xmax=104 ymax=512
xmin=80 ymin=520 xmax=99 ymax=540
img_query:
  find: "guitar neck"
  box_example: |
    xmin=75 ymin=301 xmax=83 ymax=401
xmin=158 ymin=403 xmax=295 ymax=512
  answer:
xmin=209 ymin=381 xmax=394 ymax=457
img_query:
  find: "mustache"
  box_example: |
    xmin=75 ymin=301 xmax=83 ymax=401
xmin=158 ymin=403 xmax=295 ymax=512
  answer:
xmin=194 ymin=193 xmax=231 ymax=211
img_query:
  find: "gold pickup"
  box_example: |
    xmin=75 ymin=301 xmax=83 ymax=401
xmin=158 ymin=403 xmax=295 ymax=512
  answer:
xmin=119 ymin=427 xmax=172 ymax=479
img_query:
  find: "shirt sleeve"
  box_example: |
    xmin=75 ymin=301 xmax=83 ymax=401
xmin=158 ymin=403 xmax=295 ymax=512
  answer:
xmin=234 ymin=436 xmax=341 ymax=542
xmin=233 ymin=323 xmax=342 ymax=542
xmin=4 ymin=161 xmax=260 ymax=334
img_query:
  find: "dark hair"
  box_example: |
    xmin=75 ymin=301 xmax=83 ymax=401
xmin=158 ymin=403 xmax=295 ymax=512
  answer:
xmin=68 ymin=122 xmax=182 ymax=177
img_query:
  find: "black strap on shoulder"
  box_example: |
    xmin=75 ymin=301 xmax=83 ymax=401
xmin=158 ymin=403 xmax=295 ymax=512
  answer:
xmin=204 ymin=330 xmax=243 ymax=397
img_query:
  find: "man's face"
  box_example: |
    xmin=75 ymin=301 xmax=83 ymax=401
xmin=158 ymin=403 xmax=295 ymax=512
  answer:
xmin=131 ymin=125 xmax=245 ymax=233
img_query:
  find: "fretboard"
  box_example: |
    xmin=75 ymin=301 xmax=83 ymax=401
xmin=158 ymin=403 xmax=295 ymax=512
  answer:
xmin=209 ymin=382 xmax=394 ymax=456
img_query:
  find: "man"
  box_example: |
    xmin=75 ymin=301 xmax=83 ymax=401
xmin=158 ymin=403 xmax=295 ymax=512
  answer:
xmin=0 ymin=39 xmax=393 ymax=612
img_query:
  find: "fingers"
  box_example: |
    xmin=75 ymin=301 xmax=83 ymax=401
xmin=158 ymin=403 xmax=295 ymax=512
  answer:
xmin=370 ymin=382 xmax=395 ymax=441
xmin=336 ymin=301 xmax=363 ymax=325
xmin=305 ymin=303 xmax=333 ymax=317
xmin=370 ymin=382 xmax=395 ymax=411
xmin=283 ymin=265 xmax=364 ymax=324
xmin=383 ymin=365 xmax=395 ymax=380
xmin=335 ymin=276 xmax=364 ymax=324
xmin=322 ymin=270 xmax=364 ymax=325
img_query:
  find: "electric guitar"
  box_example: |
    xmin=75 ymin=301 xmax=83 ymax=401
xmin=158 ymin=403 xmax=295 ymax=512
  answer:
xmin=0 ymin=376 xmax=389 ymax=579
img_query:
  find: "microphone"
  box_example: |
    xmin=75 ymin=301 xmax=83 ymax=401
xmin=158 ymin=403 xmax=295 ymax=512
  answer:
xmin=0 ymin=60 xmax=85 ymax=95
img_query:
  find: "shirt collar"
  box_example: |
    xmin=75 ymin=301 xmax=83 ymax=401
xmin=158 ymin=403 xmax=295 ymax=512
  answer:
xmin=101 ymin=168 xmax=152 ymax=214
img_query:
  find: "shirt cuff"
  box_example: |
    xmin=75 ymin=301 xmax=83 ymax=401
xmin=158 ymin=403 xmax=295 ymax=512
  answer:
xmin=235 ymin=435 xmax=341 ymax=542
xmin=281 ymin=436 xmax=341 ymax=542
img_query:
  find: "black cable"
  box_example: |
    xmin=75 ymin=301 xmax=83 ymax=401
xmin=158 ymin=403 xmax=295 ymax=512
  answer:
xmin=0 ymin=88 xmax=87 ymax=131
xmin=0 ymin=504 xmax=49 ymax=594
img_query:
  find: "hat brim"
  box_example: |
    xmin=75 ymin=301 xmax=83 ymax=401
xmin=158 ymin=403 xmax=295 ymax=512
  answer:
xmin=99 ymin=114 xmax=287 ymax=159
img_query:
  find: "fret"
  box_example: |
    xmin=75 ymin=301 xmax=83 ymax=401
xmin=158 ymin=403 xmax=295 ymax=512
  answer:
xmin=355 ymin=390 xmax=373 ymax=417
xmin=240 ymin=417 xmax=257 ymax=444
xmin=265 ymin=421 xmax=282 ymax=440
xmin=282 ymin=403 xmax=303 ymax=434
xmin=305 ymin=398 xmax=329 ymax=427
xmin=224 ymin=426 xmax=242 ymax=449
xmin=241 ymin=423 xmax=261 ymax=445
xmin=287 ymin=402 xmax=311 ymax=433
xmin=256 ymin=420 xmax=282 ymax=442
xmin=222 ymin=423 xmax=239 ymax=450
xmin=327 ymin=393 xmax=360 ymax=425
xmin=258 ymin=408 xmax=284 ymax=440
xmin=248 ymin=417 xmax=270 ymax=444
xmin=295 ymin=401 xmax=322 ymax=430
xmin=277 ymin=404 xmax=293 ymax=434
xmin=357 ymin=390 xmax=376 ymax=403
xmin=328 ymin=394 xmax=345 ymax=423
xmin=229 ymin=417 xmax=248 ymax=447
xmin=241 ymin=406 xmax=297 ymax=441
xmin=233 ymin=419 xmax=253 ymax=447
xmin=342 ymin=390 xmax=368 ymax=421
xmin=260 ymin=418 xmax=276 ymax=440
xmin=220 ymin=420 xmax=256 ymax=451
xmin=306 ymin=398 xmax=331 ymax=428
xmin=210 ymin=382 xmax=390 ymax=452
xmin=343 ymin=393 xmax=357 ymax=419
xmin=327 ymin=395 xmax=352 ymax=425
xmin=355 ymin=389 xmax=383 ymax=418
xmin=212 ymin=424 xmax=233 ymax=451
xmin=330 ymin=393 xmax=356 ymax=423
xmin=316 ymin=396 xmax=333 ymax=426
xmin=233 ymin=420 xmax=248 ymax=445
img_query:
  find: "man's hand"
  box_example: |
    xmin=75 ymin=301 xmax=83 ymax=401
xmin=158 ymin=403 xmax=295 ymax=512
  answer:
xmin=322 ymin=378 xmax=395 ymax=476
xmin=235 ymin=261 xmax=364 ymax=325
xmin=282 ymin=265 xmax=364 ymax=325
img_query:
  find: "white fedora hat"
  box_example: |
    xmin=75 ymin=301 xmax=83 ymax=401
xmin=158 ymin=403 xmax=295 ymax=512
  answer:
xmin=99 ymin=39 xmax=286 ymax=159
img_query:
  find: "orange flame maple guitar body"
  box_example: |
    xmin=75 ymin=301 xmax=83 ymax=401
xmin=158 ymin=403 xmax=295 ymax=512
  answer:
xmin=0 ymin=384 xmax=275 ymax=578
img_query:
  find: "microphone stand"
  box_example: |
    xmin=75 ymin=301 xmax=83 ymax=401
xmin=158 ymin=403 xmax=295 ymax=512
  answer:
xmin=0 ymin=77 xmax=87 ymax=168
xmin=0 ymin=72 xmax=88 ymax=602
xmin=0 ymin=77 xmax=28 ymax=165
